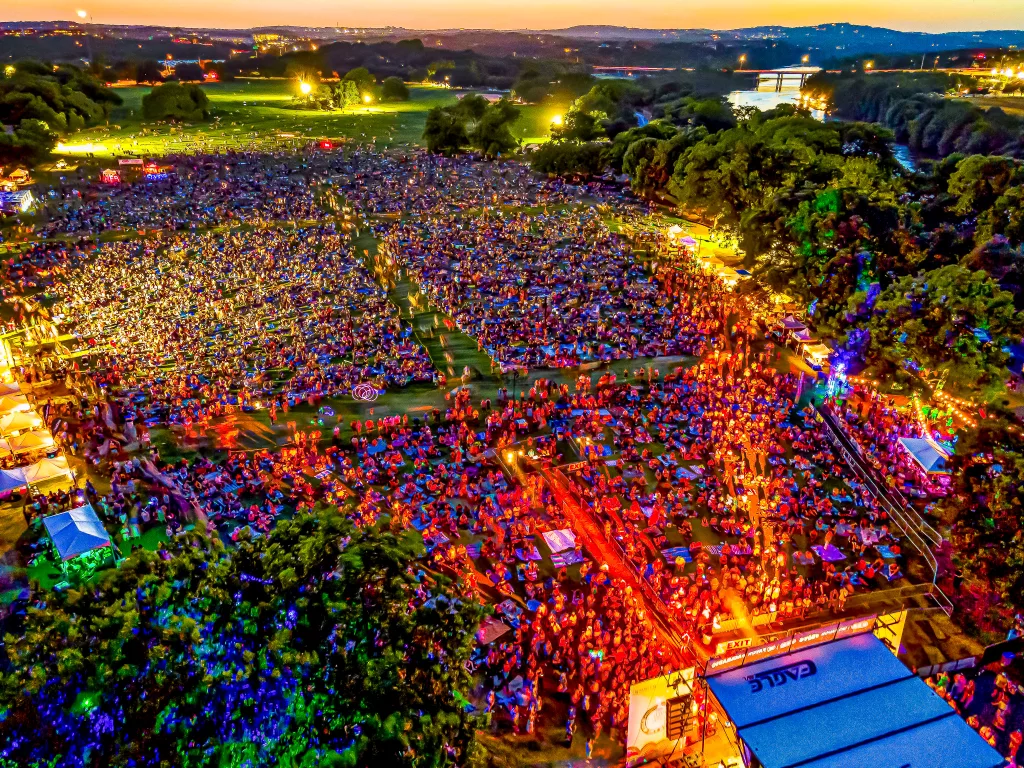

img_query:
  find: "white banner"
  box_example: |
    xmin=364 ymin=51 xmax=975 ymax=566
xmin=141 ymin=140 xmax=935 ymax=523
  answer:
xmin=626 ymin=667 xmax=695 ymax=766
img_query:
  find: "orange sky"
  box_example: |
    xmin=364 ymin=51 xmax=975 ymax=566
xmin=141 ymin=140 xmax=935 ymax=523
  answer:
xmin=2 ymin=0 xmax=1022 ymax=33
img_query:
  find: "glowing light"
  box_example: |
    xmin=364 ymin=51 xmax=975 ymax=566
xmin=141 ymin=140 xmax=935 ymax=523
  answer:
xmin=56 ymin=142 xmax=107 ymax=153
xmin=1006 ymin=68 xmax=1015 ymax=77
xmin=3 ymin=65 xmax=14 ymax=78
xmin=76 ymin=9 xmax=87 ymax=18
xmin=801 ymin=54 xmax=810 ymax=63
xmin=299 ymin=81 xmax=312 ymax=95
xmin=362 ymin=94 xmax=373 ymax=104
xmin=550 ymin=114 xmax=563 ymax=126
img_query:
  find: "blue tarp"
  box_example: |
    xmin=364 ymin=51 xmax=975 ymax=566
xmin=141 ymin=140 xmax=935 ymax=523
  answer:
xmin=707 ymin=633 xmax=1003 ymax=768
xmin=42 ymin=504 xmax=112 ymax=561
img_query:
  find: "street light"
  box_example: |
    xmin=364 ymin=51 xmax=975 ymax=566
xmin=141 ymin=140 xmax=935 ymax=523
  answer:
xmin=738 ymin=54 xmax=747 ymax=67
xmin=362 ymin=93 xmax=372 ymax=104
xmin=801 ymin=54 xmax=810 ymax=64
xmin=299 ymin=81 xmax=312 ymax=95
xmin=550 ymin=114 xmax=563 ymax=126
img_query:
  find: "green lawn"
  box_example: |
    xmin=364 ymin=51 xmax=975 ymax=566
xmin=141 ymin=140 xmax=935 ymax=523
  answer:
xmin=55 ymin=80 xmax=553 ymax=161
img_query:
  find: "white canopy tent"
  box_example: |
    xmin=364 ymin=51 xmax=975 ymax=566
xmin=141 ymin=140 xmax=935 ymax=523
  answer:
xmin=0 ymin=393 xmax=30 ymax=414
xmin=24 ymin=455 xmax=74 ymax=484
xmin=0 ymin=409 xmax=43 ymax=436
xmin=8 ymin=429 xmax=55 ymax=455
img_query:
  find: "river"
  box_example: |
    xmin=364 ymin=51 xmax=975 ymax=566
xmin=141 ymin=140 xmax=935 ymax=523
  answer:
xmin=727 ymin=87 xmax=919 ymax=171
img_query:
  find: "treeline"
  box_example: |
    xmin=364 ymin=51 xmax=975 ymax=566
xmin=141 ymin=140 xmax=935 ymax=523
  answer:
xmin=266 ymin=39 xmax=518 ymax=90
xmin=536 ymin=96 xmax=1024 ymax=399
xmin=0 ymin=59 xmax=121 ymax=166
xmin=805 ymin=72 xmax=1024 ymax=158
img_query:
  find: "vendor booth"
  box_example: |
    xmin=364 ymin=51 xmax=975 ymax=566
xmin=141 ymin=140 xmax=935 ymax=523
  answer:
xmin=42 ymin=504 xmax=114 ymax=579
xmin=24 ymin=455 xmax=74 ymax=485
xmin=704 ymin=631 xmax=1003 ymax=768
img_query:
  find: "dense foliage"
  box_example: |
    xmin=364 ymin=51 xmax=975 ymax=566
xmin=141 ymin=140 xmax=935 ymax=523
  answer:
xmin=381 ymin=77 xmax=410 ymax=102
xmin=141 ymin=82 xmax=210 ymax=122
xmin=805 ymin=72 xmax=1024 ymax=159
xmin=0 ymin=511 xmax=483 ymax=768
xmin=423 ymin=95 xmax=520 ymax=158
xmin=0 ymin=60 xmax=120 ymax=166
xmin=529 ymin=141 xmax=606 ymax=177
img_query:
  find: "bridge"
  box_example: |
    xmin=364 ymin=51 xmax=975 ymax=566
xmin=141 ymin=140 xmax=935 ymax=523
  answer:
xmin=736 ymin=66 xmax=823 ymax=91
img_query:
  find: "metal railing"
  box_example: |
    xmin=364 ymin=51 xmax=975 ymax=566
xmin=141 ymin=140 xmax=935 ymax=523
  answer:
xmin=815 ymin=404 xmax=953 ymax=616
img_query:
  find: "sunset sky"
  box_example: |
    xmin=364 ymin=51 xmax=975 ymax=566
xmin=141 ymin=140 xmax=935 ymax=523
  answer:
xmin=2 ymin=0 xmax=1022 ymax=32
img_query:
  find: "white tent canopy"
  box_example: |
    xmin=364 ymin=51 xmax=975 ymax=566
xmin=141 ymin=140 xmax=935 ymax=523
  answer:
xmin=0 ymin=394 xmax=30 ymax=414
xmin=0 ymin=467 xmax=27 ymax=492
xmin=0 ymin=409 xmax=43 ymax=436
xmin=42 ymin=504 xmax=112 ymax=561
xmin=8 ymin=429 xmax=54 ymax=455
xmin=24 ymin=455 xmax=74 ymax=484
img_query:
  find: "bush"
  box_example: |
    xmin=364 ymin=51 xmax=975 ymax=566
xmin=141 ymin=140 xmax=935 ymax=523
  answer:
xmin=142 ymin=82 xmax=210 ymax=121
xmin=381 ymin=76 xmax=410 ymax=102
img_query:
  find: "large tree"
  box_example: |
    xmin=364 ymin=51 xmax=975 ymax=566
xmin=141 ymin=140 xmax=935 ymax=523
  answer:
xmin=864 ymin=264 xmax=1024 ymax=395
xmin=0 ymin=510 xmax=483 ymax=768
xmin=142 ymin=82 xmax=210 ymax=122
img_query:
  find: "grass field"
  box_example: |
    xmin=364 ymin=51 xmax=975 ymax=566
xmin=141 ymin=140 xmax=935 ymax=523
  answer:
xmin=55 ymin=79 xmax=554 ymax=160
xmin=971 ymin=94 xmax=1024 ymax=116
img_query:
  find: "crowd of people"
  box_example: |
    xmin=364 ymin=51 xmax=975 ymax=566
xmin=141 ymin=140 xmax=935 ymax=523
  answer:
xmin=4 ymin=146 xmax=983 ymax=758
xmin=380 ymin=209 xmax=720 ymax=369
xmin=46 ymin=227 xmax=435 ymax=425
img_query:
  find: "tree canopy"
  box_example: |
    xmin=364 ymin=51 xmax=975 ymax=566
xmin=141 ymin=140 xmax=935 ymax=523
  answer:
xmin=0 ymin=60 xmax=120 ymax=167
xmin=423 ymin=97 xmax=520 ymax=158
xmin=381 ymin=77 xmax=410 ymax=103
xmin=0 ymin=510 xmax=483 ymax=768
xmin=141 ymin=82 xmax=211 ymax=122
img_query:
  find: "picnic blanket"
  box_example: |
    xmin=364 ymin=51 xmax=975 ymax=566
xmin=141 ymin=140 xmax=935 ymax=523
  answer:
xmin=550 ymin=551 xmax=587 ymax=568
xmin=875 ymin=544 xmax=897 ymax=560
xmin=515 ymin=545 xmax=542 ymax=562
xmin=661 ymin=546 xmax=693 ymax=563
xmin=705 ymin=544 xmax=753 ymax=557
xmin=542 ymin=528 xmax=577 ymax=554
xmin=811 ymin=543 xmax=847 ymax=562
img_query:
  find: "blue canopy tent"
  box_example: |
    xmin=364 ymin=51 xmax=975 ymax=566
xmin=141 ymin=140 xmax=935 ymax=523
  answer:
xmin=0 ymin=467 xmax=27 ymax=493
xmin=898 ymin=437 xmax=951 ymax=474
xmin=706 ymin=632 xmax=1003 ymax=768
xmin=42 ymin=504 xmax=112 ymax=562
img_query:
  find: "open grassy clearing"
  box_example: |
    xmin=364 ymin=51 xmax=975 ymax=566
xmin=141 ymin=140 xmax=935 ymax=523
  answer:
xmin=54 ymin=80 xmax=554 ymax=161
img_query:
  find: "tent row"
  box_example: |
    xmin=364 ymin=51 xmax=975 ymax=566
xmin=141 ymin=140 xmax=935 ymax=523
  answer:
xmin=0 ymin=455 xmax=74 ymax=491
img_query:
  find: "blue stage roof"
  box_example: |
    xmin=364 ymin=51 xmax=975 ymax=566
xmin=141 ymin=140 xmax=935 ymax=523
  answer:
xmin=707 ymin=632 xmax=1004 ymax=768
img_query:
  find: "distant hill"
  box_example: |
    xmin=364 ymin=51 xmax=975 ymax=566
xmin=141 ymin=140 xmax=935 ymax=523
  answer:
xmin=541 ymin=23 xmax=1024 ymax=54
